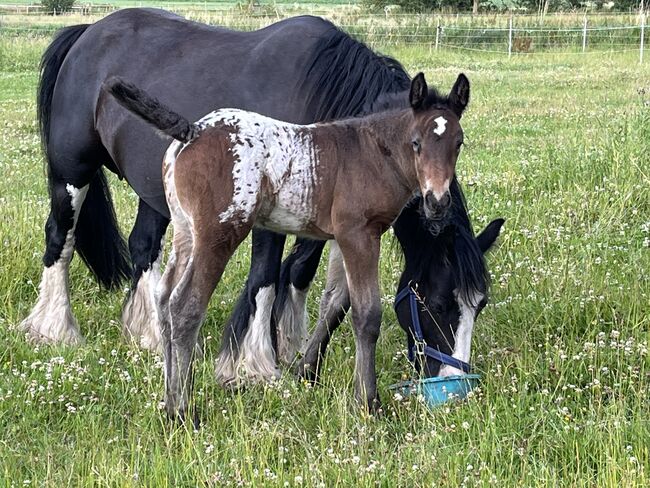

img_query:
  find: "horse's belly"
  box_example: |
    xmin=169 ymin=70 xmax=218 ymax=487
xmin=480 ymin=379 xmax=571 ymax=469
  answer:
xmin=260 ymin=199 xmax=311 ymax=235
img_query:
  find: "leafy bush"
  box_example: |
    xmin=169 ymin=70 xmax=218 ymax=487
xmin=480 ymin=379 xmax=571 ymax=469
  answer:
xmin=41 ymin=0 xmax=75 ymax=14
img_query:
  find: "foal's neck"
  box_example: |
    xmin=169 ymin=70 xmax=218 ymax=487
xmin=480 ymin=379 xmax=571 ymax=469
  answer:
xmin=333 ymin=109 xmax=418 ymax=191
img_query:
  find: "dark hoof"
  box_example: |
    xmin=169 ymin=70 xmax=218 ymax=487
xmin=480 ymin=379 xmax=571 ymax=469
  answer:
xmin=222 ymin=380 xmax=247 ymax=394
xmin=368 ymin=397 xmax=383 ymax=416
xmin=356 ymin=395 xmax=382 ymax=416
xmin=295 ymin=357 xmax=321 ymax=384
xmin=167 ymin=408 xmax=201 ymax=429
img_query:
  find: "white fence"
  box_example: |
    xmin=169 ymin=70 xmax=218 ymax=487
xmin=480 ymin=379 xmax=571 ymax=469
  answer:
xmin=0 ymin=6 xmax=647 ymax=62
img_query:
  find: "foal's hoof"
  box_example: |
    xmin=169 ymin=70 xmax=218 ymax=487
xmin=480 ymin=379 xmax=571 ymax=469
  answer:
xmin=357 ymin=395 xmax=382 ymax=417
xmin=295 ymin=359 xmax=320 ymax=385
xmin=368 ymin=397 xmax=383 ymax=417
xmin=167 ymin=408 xmax=201 ymax=430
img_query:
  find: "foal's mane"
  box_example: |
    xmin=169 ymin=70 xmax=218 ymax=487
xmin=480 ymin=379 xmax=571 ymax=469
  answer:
xmin=300 ymin=21 xmax=411 ymax=121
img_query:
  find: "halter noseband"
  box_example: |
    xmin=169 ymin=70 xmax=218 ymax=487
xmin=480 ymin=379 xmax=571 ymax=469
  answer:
xmin=394 ymin=286 xmax=471 ymax=374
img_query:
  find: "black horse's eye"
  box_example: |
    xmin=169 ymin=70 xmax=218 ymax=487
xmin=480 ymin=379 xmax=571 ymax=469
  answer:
xmin=456 ymin=140 xmax=464 ymax=151
xmin=412 ymin=140 xmax=421 ymax=153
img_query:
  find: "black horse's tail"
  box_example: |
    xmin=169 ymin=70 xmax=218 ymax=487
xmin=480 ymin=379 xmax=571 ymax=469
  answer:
xmin=37 ymin=24 xmax=89 ymax=153
xmin=105 ymin=77 xmax=198 ymax=143
xmin=38 ymin=24 xmax=131 ymax=289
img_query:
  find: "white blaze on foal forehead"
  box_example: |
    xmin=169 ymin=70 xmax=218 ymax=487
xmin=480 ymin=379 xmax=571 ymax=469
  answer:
xmin=433 ymin=116 xmax=447 ymax=136
xmin=193 ymin=109 xmax=318 ymax=229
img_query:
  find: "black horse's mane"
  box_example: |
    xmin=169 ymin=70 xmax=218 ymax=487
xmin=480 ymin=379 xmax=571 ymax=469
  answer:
xmin=392 ymin=181 xmax=489 ymax=306
xmin=300 ymin=22 xmax=411 ymax=121
xmin=285 ymin=20 xmax=486 ymax=309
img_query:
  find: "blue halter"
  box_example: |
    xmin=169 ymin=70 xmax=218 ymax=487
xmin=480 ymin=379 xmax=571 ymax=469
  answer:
xmin=394 ymin=286 xmax=471 ymax=374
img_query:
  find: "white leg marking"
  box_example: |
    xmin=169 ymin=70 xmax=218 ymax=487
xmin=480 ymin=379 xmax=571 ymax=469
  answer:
xmin=438 ymin=292 xmax=482 ymax=377
xmin=276 ymin=284 xmax=309 ymax=364
xmin=237 ymin=285 xmax=281 ymax=382
xmin=324 ymin=242 xmax=348 ymax=306
xmin=214 ymin=345 xmax=238 ymax=387
xmin=216 ymin=285 xmax=281 ymax=386
xmin=122 ymin=242 xmax=164 ymax=352
xmin=20 ymin=185 xmax=89 ymax=345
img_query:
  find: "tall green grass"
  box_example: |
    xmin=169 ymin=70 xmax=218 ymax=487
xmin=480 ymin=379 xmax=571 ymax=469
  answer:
xmin=0 ymin=32 xmax=648 ymax=486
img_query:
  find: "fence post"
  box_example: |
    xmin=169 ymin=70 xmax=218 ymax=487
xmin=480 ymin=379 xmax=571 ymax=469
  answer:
xmin=435 ymin=18 xmax=440 ymax=51
xmin=641 ymin=13 xmax=646 ymax=65
xmin=508 ymin=16 xmax=513 ymax=58
xmin=582 ymin=16 xmax=588 ymax=53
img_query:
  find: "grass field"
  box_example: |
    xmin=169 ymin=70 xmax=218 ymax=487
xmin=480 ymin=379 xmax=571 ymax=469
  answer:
xmin=0 ymin=18 xmax=649 ymax=487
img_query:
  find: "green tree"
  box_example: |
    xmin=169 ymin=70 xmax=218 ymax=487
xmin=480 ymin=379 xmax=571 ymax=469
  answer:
xmin=41 ymin=0 xmax=75 ymax=14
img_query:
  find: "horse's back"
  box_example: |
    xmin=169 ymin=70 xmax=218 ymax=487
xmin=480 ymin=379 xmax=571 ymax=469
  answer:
xmin=50 ymin=8 xmax=336 ymax=217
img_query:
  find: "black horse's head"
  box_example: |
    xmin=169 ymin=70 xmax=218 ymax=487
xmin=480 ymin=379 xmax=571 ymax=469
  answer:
xmin=393 ymin=188 xmax=504 ymax=378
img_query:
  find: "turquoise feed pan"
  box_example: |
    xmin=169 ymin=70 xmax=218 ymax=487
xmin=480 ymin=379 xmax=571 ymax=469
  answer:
xmin=390 ymin=374 xmax=481 ymax=407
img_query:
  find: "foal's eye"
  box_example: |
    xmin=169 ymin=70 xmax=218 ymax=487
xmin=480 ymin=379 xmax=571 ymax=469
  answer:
xmin=412 ymin=140 xmax=421 ymax=153
xmin=456 ymin=140 xmax=464 ymax=151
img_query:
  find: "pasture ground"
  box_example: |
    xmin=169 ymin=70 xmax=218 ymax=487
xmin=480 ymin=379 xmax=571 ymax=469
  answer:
xmin=0 ymin=26 xmax=649 ymax=486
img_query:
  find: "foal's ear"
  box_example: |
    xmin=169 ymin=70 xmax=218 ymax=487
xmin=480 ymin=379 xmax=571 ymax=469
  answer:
xmin=449 ymin=73 xmax=470 ymax=118
xmin=476 ymin=218 xmax=505 ymax=254
xmin=409 ymin=72 xmax=428 ymax=110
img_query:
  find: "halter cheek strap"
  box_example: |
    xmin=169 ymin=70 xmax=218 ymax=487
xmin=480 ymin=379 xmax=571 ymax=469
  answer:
xmin=394 ymin=287 xmax=472 ymax=374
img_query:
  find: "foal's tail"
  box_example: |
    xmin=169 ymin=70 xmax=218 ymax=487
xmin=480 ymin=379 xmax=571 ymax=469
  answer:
xmin=104 ymin=77 xmax=198 ymax=143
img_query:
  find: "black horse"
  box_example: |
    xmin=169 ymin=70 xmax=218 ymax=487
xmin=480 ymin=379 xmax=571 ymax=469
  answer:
xmin=22 ymin=8 xmax=501 ymax=384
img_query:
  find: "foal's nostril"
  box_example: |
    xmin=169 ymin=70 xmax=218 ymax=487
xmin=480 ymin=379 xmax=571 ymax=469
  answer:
xmin=424 ymin=190 xmax=451 ymax=212
xmin=439 ymin=191 xmax=451 ymax=209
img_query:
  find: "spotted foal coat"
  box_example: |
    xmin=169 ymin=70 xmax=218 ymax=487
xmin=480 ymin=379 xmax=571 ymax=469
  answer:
xmin=106 ymin=72 xmax=469 ymax=420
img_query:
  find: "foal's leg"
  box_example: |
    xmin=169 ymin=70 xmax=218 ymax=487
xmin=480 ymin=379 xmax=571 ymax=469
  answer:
xmin=122 ymin=199 xmax=169 ymax=351
xmin=215 ymin=228 xmax=285 ymax=386
xmin=297 ymin=242 xmax=350 ymax=382
xmin=274 ymin=239 xmax=326 ymax=364
xmin=20 ymin=178 xmax=91 ymax=345
xmin=165 ymin=229 xmax=244 ymax=421
xmin=336 ymin=232 xmax=382 ymax=412
xmin=156 ymin=227 xmax=191 ymax=420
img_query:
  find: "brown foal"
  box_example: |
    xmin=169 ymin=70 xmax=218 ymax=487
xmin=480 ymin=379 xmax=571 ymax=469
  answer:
xmin=106 ymin=72 xmax=470 ymax=421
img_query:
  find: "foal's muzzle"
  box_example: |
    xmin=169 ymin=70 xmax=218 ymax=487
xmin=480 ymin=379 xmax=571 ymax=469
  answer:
xmin=423 ymin=190 xmax=451 ymax=220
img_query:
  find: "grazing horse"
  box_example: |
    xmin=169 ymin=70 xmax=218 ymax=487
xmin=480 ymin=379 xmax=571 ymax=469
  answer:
xmin=105 ymin=70 xmax=470 ymax=418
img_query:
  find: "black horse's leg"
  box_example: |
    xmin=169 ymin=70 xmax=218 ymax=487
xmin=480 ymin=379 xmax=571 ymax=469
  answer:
xmin=215 ymin=228 xmax=286 ymax=386
xmin=274 ymin=238 xmax=326 ymax=364
xmin=20 ymin=172 xmax=97 ymax=344
xmin=297 ymin=242 xmax=350 ymax=382
xmin=122 ymin=199 xmax=169 ymax=351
